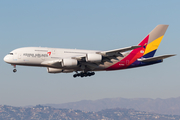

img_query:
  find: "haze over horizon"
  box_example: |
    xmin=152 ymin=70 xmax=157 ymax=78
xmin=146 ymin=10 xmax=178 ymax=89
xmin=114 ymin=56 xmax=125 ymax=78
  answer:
xmin=0 ymin=1 xmax=179 ymax=106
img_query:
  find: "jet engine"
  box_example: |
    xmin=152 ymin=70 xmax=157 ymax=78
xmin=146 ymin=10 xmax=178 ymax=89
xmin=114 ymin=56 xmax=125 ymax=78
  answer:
xmin=47 ymin=67 xmax=74 ymax=73
xmin=61 ymin=58 xmax=78 ymax=67
xmin=86 ymin=53 xmax=102 ymax=62
xmin=47 ymin=67 xmax=62 ymax=73
xmin=62 ymin=69 xmax=74 ymax=73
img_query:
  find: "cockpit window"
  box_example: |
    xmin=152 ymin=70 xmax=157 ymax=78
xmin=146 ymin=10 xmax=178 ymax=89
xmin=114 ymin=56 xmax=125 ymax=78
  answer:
xmin=9 ymin=53 xmax=13 ymax=55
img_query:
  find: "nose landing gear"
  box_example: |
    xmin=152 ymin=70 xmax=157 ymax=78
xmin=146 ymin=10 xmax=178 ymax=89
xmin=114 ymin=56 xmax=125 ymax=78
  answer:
xmin=12 ymin=65 xmax=17 ymax=73
xmin=13 ymin=69 xmax=17 ymax=73
xmin=73 ymin=72 xmax=95 ymax=78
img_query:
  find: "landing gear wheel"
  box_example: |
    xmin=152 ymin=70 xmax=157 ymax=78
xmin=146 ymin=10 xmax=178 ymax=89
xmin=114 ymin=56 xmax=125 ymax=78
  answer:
xmin=80 ymin=73 xmax=84 ymax=77
xmin=13 ymin=69 xmax=17 ymax=73
xmin=73 ymin=72 xmax=95 ymax=78
xmin=12 ymin=65 xmax=17 ymax=73
xmin=73 ymin=74 xmax=77 ymax=78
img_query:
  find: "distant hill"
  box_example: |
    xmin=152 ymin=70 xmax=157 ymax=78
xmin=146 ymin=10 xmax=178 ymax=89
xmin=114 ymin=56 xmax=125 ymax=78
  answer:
xmin=44 ymin=97 xmax=180 ymax=115
xmin=0 ymin=105 xmax=180 ymax=120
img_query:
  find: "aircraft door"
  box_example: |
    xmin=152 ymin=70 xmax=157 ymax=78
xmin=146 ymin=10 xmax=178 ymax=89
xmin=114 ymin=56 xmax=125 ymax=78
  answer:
xmin=50 ymin=49 xmax=56 ymax=55
xmin=126 ymin=60 xmax=129 ymax=65
xmin=18 ymin=54 xmax=22 ymax=59
xmin=47 ymin=49 xmax=56 ymax=57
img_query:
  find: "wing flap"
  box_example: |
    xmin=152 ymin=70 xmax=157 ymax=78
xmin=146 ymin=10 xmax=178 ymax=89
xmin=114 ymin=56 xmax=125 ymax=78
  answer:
xmin=97 ymin=45 xmax=141 ymax=56
xmin=137 ymin=54 xmax=176 ymax=62
xmin=71 ymin=55 xmax=86 ymax=61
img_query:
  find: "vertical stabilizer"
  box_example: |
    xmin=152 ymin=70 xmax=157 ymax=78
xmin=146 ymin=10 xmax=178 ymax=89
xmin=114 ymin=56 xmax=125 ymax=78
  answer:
xmin=105 ymin=25 xmax=169 ymax=70
xmin=143 ymin=25 xmax=169 ymax=58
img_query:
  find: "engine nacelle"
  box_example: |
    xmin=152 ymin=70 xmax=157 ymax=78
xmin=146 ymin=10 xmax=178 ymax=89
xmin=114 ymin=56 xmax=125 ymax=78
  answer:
xmin=61 ymin=58 xmax=78 ymax=67
xmin=86 ymin=53 xmax=102 ymax=62
xmin=47 ymin=67 xmax=62 ymax=73
xmin=62 ymin=69 xmax=74 ymax=73
xmin=47 ymin=68 xmax=74 ymax=73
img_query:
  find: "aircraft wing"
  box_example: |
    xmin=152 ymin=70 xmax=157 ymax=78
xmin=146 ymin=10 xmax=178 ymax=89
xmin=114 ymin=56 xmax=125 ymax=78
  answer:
xmin=137 ymin=54 xmax=176 ymax=62
xmin=41 ymin=59 xmax=62 ymax=67
xmin=96 ymin=45 xmax=141 ymax=57
xmin=70 ymin=45 xmax=141 ymax=61
xmin=41 ymin=46 xmax=142 ymax=69
xmin=71 ymin=55 xmax=86 ymax=61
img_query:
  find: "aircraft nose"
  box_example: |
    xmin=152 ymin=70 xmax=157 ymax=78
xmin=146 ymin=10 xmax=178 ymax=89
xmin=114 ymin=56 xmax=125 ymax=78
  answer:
xmin=4 ymin=55 xmax=9 ymax=63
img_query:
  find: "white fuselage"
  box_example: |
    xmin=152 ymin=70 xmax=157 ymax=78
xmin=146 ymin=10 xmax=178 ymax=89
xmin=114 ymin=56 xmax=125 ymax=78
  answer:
xmin=4 ymin=47 xmax=120 ymax=72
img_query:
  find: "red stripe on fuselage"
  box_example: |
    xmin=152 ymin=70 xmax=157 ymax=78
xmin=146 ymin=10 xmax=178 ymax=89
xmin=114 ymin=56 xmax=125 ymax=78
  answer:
xmin=105 ymin=35 xmax=149 ymax=70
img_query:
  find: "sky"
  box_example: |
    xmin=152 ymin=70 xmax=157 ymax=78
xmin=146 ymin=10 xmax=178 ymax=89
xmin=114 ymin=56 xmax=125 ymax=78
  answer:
xmin=0 ymin=0 xmax=180 ymax=106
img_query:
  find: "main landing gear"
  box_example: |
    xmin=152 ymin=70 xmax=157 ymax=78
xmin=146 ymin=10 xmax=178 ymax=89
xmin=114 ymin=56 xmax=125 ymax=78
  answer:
xmin=73 ymin=72 xmax=95 ymax=78
xmin=12 ymin=65 xmax=17 ymax=73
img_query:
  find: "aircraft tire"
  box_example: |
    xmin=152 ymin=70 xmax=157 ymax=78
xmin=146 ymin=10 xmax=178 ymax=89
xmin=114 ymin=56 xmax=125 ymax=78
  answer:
xmin=13 ymin=69 xmax=17 ymax=73
xmin=80 ymin=74 xmax=84 ymax=77
xmin=73 ymin=74 xmax=77 ymax=78
xmin=73 ymin=72 xmax=95 ymax=78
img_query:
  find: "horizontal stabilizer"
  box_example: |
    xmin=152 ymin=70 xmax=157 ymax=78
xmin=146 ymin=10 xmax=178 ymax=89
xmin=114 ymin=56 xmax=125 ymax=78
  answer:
xmin=137 ymin=54 xmax=176 ymax=62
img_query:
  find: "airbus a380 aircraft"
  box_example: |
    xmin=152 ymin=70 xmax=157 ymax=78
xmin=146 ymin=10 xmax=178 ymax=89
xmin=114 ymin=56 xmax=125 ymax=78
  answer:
xmin=4 ymin=25 xmax=175 ymax=78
